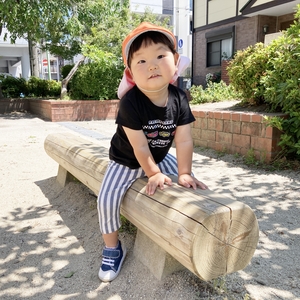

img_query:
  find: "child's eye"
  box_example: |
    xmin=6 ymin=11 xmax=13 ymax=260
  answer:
xmin=137 ymin=60 xmax=146 ymax=64
xmin=157 ymin=55 xmax=165 ymax=59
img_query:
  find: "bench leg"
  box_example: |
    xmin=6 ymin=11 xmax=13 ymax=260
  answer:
xmin=133 ymin=229 xmax=185 ymax=280
xmin=57 ymin=165 xmax=71 ymax=187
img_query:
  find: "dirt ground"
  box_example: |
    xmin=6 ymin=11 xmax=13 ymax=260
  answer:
xmin=0 ymin=106 xmax=299 ymax=300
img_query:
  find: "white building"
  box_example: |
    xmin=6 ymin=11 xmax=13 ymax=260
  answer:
xmin=0 ymin=26 xmax=30 ymax=79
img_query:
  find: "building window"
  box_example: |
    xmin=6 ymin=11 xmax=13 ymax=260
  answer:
xmin=206 ymin=26 xmax=235 ymax=67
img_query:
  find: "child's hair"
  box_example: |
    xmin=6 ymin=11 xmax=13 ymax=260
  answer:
xmin=127 ymin=31 xmax=176 ymax=68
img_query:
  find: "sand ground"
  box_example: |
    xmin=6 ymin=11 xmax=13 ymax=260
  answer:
xmin=0 ymin=109 xmax=299 ymax=300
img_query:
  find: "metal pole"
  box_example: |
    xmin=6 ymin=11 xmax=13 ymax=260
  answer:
xmin=47 ymin=50 xmax=51 ymax=80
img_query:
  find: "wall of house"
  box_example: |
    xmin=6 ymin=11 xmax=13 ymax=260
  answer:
xmin=192 ymin=11 xmax=294 ymax=87
xmin=193 ymin=17 xmax=261 ymax=86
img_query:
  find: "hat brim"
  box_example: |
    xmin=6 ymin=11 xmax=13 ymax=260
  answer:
xmin=122 ymin=22 xmax=176 ymax=66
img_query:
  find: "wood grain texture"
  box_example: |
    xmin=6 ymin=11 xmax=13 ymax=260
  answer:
xmin=44 ymin=133 xmax=259 ymax=281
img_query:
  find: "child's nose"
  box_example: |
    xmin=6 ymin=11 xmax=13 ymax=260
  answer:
xmin=149 ymin=63 xmax=158 ymax=71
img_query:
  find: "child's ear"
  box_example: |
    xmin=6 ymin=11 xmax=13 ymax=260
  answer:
xmin=128 ymin=68 xmax=135 ymax=82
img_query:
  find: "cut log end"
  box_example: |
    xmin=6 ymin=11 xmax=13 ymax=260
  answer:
xmin=192 ymin=203 xmax=259 ymax=281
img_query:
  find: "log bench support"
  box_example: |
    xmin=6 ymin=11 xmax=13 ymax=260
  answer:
xmin=44 ymin=133 xmax=259 ymax=281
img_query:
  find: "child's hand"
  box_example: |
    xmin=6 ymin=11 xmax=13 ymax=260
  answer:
xmin=178 ymin=174 xmax=208 ymax=190
xmin=146 ymin=173 xmax=172 ymax=195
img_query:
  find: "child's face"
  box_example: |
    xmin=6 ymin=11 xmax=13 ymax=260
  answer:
xmin=129 ymin=41 xmax=177 ymax=93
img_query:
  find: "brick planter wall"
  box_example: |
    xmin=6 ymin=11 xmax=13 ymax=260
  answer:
xmin=0 ymin=98 xmax=29 ymax=113
xmin=1 ymin=98 xmax=284 ymax=163
xmin=191 ymin=108 xmax=285 ymax=162
xmin=28 ymin=99 xmax=119 ymax=122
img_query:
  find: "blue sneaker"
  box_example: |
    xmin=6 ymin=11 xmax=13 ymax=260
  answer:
xmin=98 ymin=240 xmax=127 ymax=282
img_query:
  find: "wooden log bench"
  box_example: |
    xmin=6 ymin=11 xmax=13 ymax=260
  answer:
xmin=44 ymin=132 xmax=259 ymax=281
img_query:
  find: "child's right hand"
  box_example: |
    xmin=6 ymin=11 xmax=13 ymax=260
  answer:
xmin=146 ymin=173 xmax=172 ymax=195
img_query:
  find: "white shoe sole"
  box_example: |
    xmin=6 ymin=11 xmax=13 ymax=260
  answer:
xmin=98 ymin=245 xmax=127 ymax=282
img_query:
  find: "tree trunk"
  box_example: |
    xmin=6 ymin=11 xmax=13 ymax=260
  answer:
xmin=60 ymin=56 xmax=85 ymax=99
xmin=28 ymin=40 xmax=39 ymax=77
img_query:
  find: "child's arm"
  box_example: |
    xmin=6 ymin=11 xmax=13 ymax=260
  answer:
xmin=123 ymin=126 xmax=172 ymax=195
xmin=174 ymin=124 xmax=208 ymax=190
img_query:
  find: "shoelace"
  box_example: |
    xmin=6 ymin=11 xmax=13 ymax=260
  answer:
xmin=102 ymin=257 xmax=115 ymax=266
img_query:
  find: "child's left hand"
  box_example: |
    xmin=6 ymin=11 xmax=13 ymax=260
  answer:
xmin=178 ymin=174 xmax=208 ymax=190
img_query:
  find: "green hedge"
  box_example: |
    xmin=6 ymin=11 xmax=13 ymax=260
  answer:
xmin=0 ymin=75 xmax=61 ymax=98
xmin=70 ymin=57 xmax=122 ymax=100
xmin=227 ymin=4 xmax=300 ymax=159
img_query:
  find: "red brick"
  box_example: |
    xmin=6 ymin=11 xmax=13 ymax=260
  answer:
xmin=222 ymin=112 xmax=231 ymax=120
xmin=224 ymin=120 xmax=232 ymax=133
xmin=194 ymin=139 xmax=208 ymax=147
xmin=215 ymin=119 xmax=224 ymax=131
xmin=200 ymin=118 xmax=208 ymax=129
xmin=251 ymin=136 xmax=278 ymax=152
xmin=193 ymin=118 xmax=202 ymax=129
xmin=214 ymin=112 xmax=222 ymax=119
xmin=207 ymin=140 xmax=217 ymax=149
xmin=208 ymin=111 xmax=215 ymax=119
xmin=232 ymin=134 xmax=250 ymax=148
xmin=232 ymin=121 xmax=241 ymax=134
xmin=201 ymin=129 xmax=216 ymax=141
xmin=192 ymin=111 xmax=201 ymax=118
xmin=231 ymin=112 xmax=241 ymax=121
xmin=241 ymin=113 xmax=251 ymax=122
xmin=241 ymin=122 xmax=261 ymax=136
xmin=251 ymin=114 xmax=263 ymax=123
xmin=208 ymin=118 xmax=216 ymax=130
xmin=191 ymin=128 xmax=201 ymax=140
xmin=216 ymin=132 xmax=232 ymax=144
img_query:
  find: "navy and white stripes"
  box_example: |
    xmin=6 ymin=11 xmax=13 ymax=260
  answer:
xmin=97 ymin=153 xmax=178 ymax=234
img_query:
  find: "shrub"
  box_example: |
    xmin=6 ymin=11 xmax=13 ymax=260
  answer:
xmin=262 ymin=5 xmax=300 ymax=159
xmin=27 ymin=77 xmax=60 ymax=97
xmin=70 ymin=53 xmax=122 ymax=100
xmin=61 ymin=64 xmax=74 ymax=79
xmin=190 ymin=81 xmax=240 ymax=104
xmin=48 ymin=80 xmax=61 ymax=97
xmin=262 ymin=25 xmax=300 ymax=113
xmin=0 ymin=75 xmax=27 ymax=98
xmin=227 ymin=43 xmax=269 ymax=105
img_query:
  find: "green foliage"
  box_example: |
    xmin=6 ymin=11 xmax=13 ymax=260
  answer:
xmin=69 ymin=4 xmax=170 ymax=100
xmin=227 ymin=4 xmax=300 ymax=159
xmin=227 ymin=43 xmax=269 ymax=105
xmin=205 ymin=71 xmax=221 ymax=84
xmin=70 ymin=52 xmax=123 ymax=100
xmin=27 ymin=77 xmax=60 ymax=97
xmin=265 ymin=113 xmax=300 ymax=159
xmin=0 ymin=75 xmax=27 ymax=98
xmin=83 ymin=3 xmax=170 ymax=69
xmin=119 ymin=215 xmax=137 ymax=234
xmin=0 ymin=75 xmax=60 ymax=98
xmin=61 ymin=64 xmax=75 ymax=80
xmin=189 ymin=81 xmax=240 ymax=104
xmin=262 ymin=16 xmax=300 ymax=113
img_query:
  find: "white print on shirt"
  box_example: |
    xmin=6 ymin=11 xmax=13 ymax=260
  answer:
xmin=143 ymin=119 xmax=176 ymax=148
xmin=147 ymin=139 xmax=171 ymax=148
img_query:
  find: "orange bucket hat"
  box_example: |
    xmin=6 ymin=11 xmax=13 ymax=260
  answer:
xmin=122 ymin=22 xmax=177 ymax=66
xmin=118 ymin=22 xmax=190 ymax=99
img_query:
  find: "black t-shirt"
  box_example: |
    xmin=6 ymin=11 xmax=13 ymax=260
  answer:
xmin=109 ymin=84 xmax=195 ymax=169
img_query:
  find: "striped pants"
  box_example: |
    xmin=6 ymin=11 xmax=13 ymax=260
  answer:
xmin=97 ymin=153 xmax=178 ymax=234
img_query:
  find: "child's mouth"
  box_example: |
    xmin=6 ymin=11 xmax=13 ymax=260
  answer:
xmin=149 ymin=74 xmax=160 ymax=79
